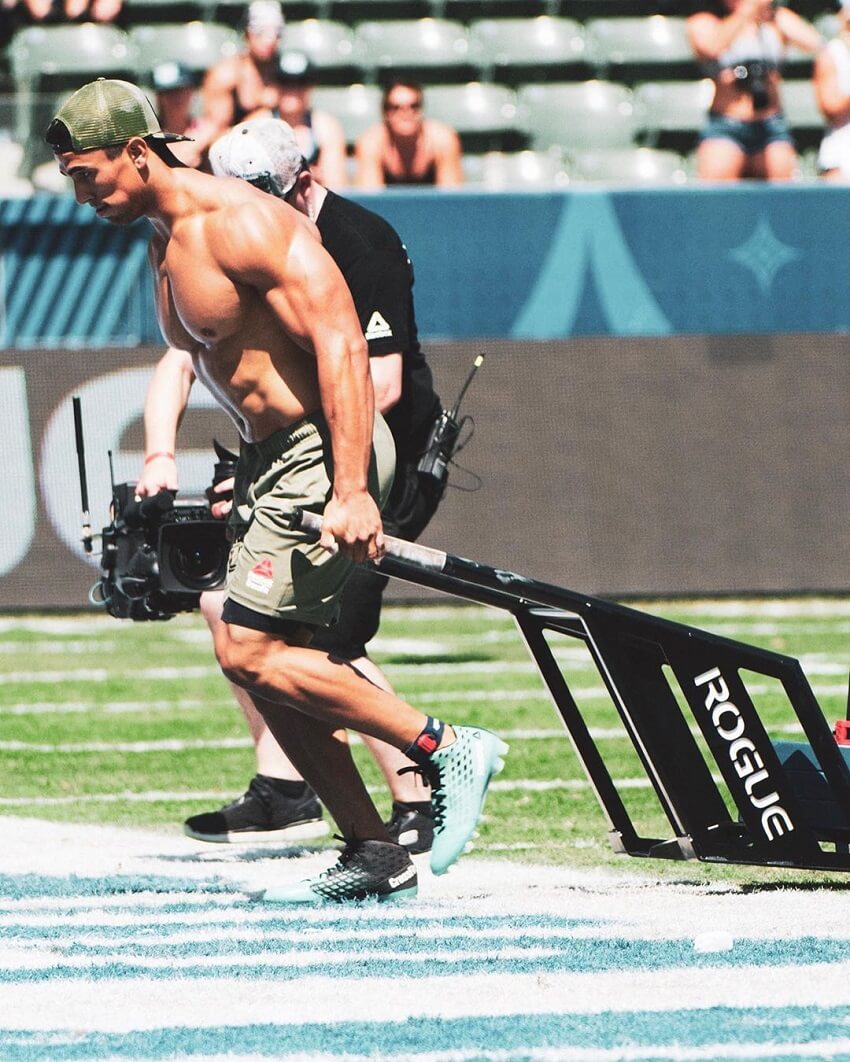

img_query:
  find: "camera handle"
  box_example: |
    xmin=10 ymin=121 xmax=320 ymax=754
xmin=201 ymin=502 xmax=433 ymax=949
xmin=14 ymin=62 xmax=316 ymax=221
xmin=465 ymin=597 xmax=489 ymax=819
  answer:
xmin=120 ymin=490 xmax=175 ymax=529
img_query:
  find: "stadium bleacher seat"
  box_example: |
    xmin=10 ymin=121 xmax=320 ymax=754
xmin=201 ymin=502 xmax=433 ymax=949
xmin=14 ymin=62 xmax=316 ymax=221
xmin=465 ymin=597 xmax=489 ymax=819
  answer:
xmin=213 ymin=0 xmax=331 ymax=19
xmin=781 ymin=78 xmax=826 ymax=130
xmin=814 ymin=12 xmax=839 ymax=41
xmin=10 ymin=22 xmax=136 ymax=85
xmin=424 ymin=81 xmax=523 ymax=152
xmin=517 ymin=80 xmax=636 ymax=152
xmin=467 ymin=16 xmax=587 ymax=85
xmin=632 ymin=79 xmax=713 ymax=152
xmin=31 ymin=158 xmax=72 ymax=193
xmin=463 ymin=147 xmax=570 ymax=188
xmin=783 ymin=43 xmax=818 ymax=77
xmin=9 ymin=23 xmax=137 ymax=175
xmin=571 ymin=146 xmax=688 ymax=184
xmin=560 ymin=0 xmax=670 ymax=16
xmin=781 ymin=78 xmax=827 ymax=152
xmin=123 ymin=0 xmax=218 ymax=23
xmin=796 ymin=148 xmax=820 ymax=181
xmin=583 ymin=15 xmax=696 ymax=82
xmin=329 ymin=0 xmax=431 ymax=22
xmin=129 ymin=22 xmax=241 ymax=81
xmin=311 ymin=82 xmax=382 ymax=144
xmin=435 ymin=0 xmax=551 ymax=21
xmin=353 ymin=17 xmax=474 ymax=83
xmin=2 ymin=6 xmax=827 ymax=194
xmin=283 ymin=19 xmax=360 ymax=83
xmin=0 ymin=138 xmax=32 ymax=196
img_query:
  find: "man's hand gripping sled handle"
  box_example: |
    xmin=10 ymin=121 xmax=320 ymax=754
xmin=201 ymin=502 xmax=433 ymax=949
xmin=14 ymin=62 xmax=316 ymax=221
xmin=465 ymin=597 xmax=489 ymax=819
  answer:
xmin=290 ymin=508 xmax=449 ymax=573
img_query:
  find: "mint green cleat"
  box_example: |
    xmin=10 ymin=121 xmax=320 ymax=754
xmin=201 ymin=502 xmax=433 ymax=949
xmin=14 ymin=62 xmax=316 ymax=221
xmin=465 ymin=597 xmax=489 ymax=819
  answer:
xmin=428 ymin=726 xmax=509 ymax=876
xmin=262 ymin=839 xmax=418 ymax=905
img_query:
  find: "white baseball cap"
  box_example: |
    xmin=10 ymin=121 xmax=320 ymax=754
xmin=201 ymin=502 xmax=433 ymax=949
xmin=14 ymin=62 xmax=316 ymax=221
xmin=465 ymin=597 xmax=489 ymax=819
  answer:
xmin=245 ymin=0 xmax=284 ymax=34
xmin=210 ymin=117 xmax=305 ymax=198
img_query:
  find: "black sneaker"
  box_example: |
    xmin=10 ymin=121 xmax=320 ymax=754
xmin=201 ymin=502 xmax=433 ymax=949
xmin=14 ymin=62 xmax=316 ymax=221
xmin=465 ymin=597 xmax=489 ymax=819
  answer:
xmin=183 ymin=775 xmax=330 ymax=844
xmin=263 ymin=839 xmax=418 ymax=904
xmin=385 ymin=800 xmax=434 ymax=854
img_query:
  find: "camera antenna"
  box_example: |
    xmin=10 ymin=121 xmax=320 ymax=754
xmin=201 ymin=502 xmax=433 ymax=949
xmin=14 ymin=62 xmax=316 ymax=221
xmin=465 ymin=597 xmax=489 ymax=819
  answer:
xmin=72 ymin=396 xmax=93 ymax=554
xmin=450 ymin=352 xmax=485 ymax=419
xmin=417 ymin=351 xmax=486 ymax=494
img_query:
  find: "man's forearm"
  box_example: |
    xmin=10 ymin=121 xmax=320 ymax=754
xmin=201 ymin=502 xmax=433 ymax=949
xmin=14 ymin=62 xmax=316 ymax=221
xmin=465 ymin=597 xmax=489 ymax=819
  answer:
xmin=317 ymin=342 xmax=375 ymax=499
xmin=144 ymin=346 xmax=195 ymax=457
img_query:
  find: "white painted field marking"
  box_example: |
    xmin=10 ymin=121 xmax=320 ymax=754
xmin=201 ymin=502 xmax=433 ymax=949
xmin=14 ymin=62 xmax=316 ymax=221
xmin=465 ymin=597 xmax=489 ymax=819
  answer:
xmin=0 ymin=640 xmax=120 ymax=654
xmin=2 ymin=655 xmax=843 ymax=684
xmin=3 ymin=683 xmax=847 ymax=717
xmin=0 ymin=777 xmax=654 ymax=807
xmin=0 ymin=720 xmax=813 ymax=754
xmin=0 ymin=665 xmax=223 ymax=685
xmin=3 ymin=966 xmax=850 ymax=1035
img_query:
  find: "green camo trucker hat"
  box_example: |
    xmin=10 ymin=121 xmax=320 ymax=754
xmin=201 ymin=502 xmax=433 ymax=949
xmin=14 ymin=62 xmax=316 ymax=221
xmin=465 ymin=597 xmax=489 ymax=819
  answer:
xmin=45 ymin=78 xmax=192 ymax=152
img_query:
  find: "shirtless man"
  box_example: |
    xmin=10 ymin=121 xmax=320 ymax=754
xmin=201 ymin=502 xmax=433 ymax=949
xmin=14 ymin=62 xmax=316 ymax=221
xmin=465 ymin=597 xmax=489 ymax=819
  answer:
xmin=189 ymin=0 xmax=286 ymax=167
xmin=46 ymin=79 xmax=507 ymax=904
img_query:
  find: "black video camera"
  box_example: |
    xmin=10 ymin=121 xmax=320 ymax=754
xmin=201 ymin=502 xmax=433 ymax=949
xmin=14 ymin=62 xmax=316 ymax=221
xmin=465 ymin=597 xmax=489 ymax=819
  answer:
xmin=732 ymin=60 xmax=771 ymax=111
xmin=91 ymin=443 xmax=236 ymax=621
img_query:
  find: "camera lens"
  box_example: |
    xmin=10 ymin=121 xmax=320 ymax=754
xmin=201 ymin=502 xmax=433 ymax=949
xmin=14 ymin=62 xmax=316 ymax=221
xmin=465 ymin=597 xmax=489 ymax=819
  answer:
xmin=170 ymin=526 xmax=229 ymax=590
xmin=159 ymin=522 xmax=229 ymax=592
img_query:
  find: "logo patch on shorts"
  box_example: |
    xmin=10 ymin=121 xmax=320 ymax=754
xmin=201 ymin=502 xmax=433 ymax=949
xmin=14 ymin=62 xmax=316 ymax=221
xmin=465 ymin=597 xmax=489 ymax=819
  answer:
xmin=246 ymin=558 xmax=274 ymax=595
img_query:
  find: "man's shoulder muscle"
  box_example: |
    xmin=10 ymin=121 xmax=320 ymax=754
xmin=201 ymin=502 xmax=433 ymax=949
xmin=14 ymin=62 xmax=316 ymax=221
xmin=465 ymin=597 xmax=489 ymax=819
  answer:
xmin=202 ymin=196 xmax=302 ymax=275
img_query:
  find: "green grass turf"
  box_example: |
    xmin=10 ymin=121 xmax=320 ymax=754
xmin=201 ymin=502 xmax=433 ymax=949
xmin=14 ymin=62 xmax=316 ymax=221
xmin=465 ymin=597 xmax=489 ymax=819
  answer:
xmin=2 ymin=600 xmax=849 ymax=887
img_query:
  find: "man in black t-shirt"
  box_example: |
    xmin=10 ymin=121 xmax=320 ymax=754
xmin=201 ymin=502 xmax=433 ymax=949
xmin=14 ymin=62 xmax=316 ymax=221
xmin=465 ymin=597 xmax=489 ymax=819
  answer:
xmin=139 ymin=117 xmax=446 ymax=852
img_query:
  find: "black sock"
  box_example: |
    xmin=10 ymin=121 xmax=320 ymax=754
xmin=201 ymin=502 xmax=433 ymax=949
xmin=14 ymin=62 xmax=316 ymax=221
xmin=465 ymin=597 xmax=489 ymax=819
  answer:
xmin=402 ymin=716 xmax=445 ymax=767
xmin=395 ymin=799 xmax=432 ymax=814
xmin=257 ymin=775 xmax=310 ymax=798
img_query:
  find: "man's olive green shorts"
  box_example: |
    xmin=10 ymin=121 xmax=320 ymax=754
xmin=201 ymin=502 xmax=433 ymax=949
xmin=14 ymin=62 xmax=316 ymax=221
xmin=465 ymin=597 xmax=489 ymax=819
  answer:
xmin=223 ymin=411 xmax=395 ymax=629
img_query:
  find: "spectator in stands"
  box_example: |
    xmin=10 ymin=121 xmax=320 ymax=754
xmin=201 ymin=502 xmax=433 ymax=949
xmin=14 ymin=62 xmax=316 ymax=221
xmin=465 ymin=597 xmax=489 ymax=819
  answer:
xmin=152 ymin=61 xmax=208 ymax=167
xmin=814 ymin=0 xmax=850 ymax=181
xmin=246 ymin=51 xmax=348 ymax=189
xmin=8 ymin=0 xmax=121 ymax=21
xmin=192 ymin=0 xmax=285 ymax=165
xmin=687 ymin=0 xmax=821 ymax=180
xmin=355 ymin=79 xmax=463 ymax=188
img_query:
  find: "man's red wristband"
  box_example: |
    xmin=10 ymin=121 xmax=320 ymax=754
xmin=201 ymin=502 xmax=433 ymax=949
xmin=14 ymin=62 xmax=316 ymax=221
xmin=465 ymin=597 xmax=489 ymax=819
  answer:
xmin=144 ymin=451 xmax=175 ymax=465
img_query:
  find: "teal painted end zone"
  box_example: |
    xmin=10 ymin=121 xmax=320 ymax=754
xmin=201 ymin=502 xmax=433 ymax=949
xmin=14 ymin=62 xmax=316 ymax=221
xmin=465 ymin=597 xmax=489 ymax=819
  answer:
xmin=4 ymin=1008 xmax=850 ymax=1061
xmin=2 ymin=185 xmax=849 ymax=346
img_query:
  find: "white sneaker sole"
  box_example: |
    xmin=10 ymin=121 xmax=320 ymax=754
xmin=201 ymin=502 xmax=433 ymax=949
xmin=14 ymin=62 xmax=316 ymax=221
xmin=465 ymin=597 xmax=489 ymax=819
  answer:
xmin=183 ymin=819 xmax=330 ymax=844
xmin=262 ymin=882 xmax=418 ymax=905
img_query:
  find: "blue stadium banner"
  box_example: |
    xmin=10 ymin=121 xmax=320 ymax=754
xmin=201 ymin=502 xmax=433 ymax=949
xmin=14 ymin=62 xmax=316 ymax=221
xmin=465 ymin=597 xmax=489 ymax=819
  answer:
xmin=3 ymin=185 xmax=850 ymax=347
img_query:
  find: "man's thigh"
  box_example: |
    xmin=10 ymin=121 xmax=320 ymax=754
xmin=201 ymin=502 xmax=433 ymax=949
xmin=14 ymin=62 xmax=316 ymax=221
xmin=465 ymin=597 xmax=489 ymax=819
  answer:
xmin=226 ymin=413 xmax=395 ymax=628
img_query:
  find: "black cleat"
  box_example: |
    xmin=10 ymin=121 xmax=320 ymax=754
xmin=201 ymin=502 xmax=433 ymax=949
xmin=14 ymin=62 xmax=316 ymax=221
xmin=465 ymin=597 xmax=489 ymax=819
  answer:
xmin=183 ymin=775 xmax=329 ymax=843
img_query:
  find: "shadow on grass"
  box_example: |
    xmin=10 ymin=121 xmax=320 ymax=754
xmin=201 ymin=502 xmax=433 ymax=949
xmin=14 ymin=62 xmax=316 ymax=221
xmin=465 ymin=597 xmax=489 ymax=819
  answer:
xmin=156 ymin=842 xmax=336 ymax=865
xmin=384 ymin=652 xmax=497 ymax=665
xmin=739 ymin=878 xmax=850 ymax=894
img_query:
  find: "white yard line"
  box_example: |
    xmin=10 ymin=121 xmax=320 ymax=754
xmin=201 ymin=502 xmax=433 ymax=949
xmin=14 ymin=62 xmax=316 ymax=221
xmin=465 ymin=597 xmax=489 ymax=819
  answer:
xmin=3 ymin=965 xmax=850 ymax=1035
xmin=0 ymin=720 xmax=814 ymax=754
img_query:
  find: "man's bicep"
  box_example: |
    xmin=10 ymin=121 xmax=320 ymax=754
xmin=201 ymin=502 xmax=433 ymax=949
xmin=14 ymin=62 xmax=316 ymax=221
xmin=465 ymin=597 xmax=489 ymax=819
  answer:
xmin=261 ymin=230 xmax=362 ymax=354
